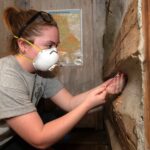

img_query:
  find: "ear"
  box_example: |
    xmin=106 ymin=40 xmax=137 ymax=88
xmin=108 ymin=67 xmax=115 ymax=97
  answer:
xmin=17 ymin=38 xmax=30 ymax=54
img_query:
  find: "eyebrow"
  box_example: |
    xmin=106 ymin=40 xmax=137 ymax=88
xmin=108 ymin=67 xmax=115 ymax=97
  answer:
xmin=44 ymin=40 xmax=60 ymax=46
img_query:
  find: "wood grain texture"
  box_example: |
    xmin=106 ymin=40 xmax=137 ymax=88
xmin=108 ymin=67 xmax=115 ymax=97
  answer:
xmin=104 ymin=0 xmax=144 ymax=149
xmin=143 ymin=0 xmax=150 ymax=149
xmin=103 ymin=0 xmax=140 ymax=78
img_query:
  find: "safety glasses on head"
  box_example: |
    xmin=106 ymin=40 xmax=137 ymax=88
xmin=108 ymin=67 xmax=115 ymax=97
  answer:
xmin=17 ymin=11 xmax=54 ymax=37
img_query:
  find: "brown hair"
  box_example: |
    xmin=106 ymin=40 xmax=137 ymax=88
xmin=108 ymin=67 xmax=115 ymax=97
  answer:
xmin=3 ymin=7 xmax=58 ymax=54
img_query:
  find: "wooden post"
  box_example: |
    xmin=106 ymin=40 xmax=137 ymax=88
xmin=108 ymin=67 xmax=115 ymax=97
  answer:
xmin=143 ymin=0 xmax=150 ymax=149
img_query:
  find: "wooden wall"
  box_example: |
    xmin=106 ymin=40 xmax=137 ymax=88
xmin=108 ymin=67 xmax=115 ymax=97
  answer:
xmin=0 ymin=0 xmax=106 ymax=128
xmin=103 ymin=0 xmax=146 ymax=149
xmin=143 ymin=0 xmax=150 ymax=149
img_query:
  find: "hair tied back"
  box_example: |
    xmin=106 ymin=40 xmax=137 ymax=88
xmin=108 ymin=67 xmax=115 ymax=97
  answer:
xmin=3 ymin=7 xmax=19 ymax=34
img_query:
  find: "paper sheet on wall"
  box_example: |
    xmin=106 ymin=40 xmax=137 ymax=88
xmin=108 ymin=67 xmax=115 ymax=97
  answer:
xmin=45 ymin=9 xmax=83 ymax=66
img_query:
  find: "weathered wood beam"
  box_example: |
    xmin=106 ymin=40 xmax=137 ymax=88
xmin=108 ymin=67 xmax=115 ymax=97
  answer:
xmin=143 ymin=0 xmax=150 ymax=149
xmin=103 ymin=0 xmax=139 ymax=78
xmin=104 ymin=0 xmax=144 ymax=149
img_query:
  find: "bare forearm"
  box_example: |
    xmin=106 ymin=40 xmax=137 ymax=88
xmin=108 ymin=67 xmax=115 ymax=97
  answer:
xmin=69 ymin=90 xmax=90 ymax=110
xmin=39 ymin=101 xmax=90 ymax=148
xmin=51 ymin=87 xmax=101 ymax=112
xmin=7 ymin=85 xmax=107 ymax=149
xmin=69 ymin=86 xmax=101 ymax=111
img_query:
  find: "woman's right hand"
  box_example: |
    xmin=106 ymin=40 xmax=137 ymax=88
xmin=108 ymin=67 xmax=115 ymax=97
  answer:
xmin=82 ymin=73 xmax=125 ymax=110
xmin=83 ymin=85 xmax=107 ymax=110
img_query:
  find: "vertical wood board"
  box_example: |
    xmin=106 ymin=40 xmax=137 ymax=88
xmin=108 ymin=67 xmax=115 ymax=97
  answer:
xmin=143 ymin=0 xmax=150 ymax=149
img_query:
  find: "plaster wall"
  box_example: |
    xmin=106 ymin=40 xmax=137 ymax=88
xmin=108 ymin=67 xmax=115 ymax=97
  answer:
xmin=103 ymin=0 xmax=145 ymax=149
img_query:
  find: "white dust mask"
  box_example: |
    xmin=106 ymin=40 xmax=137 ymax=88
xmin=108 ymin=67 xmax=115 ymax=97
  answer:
xmin=13 ymin=36 xmax=59 ymax=71
xmin=33 ymin=47 xmax=59 ymax=71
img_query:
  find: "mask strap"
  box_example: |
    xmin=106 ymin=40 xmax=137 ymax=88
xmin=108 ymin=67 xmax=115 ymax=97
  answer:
xmin=18 ymin=53 xmax=33 ymax=62
xmin=14 ymin=35 xmax=41 ymax=52
xmin=14 ymin=35 xmax=40 ymax=63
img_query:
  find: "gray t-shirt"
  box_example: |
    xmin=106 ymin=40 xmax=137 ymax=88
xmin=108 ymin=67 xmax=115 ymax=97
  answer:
xmin=0 ymin=55 xmax=64 ymax=146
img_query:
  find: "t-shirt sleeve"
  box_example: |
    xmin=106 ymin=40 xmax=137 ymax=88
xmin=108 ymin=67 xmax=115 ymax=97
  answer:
xmin=43 ymin=77 xmax=64 ymax=98
xmin=0 ymin=70 xmax=36 ymax=120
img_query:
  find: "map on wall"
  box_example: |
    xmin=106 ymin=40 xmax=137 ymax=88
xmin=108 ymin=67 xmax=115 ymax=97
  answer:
xmin=46 ymin=9 xmax=83 ymax=66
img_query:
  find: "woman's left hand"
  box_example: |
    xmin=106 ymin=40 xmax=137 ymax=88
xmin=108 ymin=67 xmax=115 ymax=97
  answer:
xmin=106 ymin=73 xmax=126 ymax=95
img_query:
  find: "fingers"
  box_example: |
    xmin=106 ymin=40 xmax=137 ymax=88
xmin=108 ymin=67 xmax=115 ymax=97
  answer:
xmin=85 ymin=72 xmax=127 ymax=110
xmin=106 ymin=72 xmax=126 ymax=94
xmin=85 ymin=88 xmax=107 ymax=109
xmin=93 ymin=72 xmax=126 ymax=96
xmin=113 ymin=73 xmax=122 ymax=93
xmin=101 ymin=78 xmax=114 ymax=88
xmin=95 ymin=90 xmax=107 ymax=105
xmin=99 ymin=90 xmax=107 ymax=100
xmin=115 ymin=73 xmax=125 ymax=93
xmin=91 ymin=84 xmax=106 ymax=94
xmin=118 ymin=73 xmax=124 ymax=92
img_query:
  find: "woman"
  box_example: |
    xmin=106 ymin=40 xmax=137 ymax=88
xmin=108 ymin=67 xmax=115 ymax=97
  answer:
xmin=0 ymin=7 xmax=125 ymax=150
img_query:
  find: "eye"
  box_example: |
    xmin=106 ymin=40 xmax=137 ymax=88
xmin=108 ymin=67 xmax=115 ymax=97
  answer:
xmin=47 ymin=45 xmax=53 ymax=48
xmin=47 ymin=43 xmax=58 ymax=48
xmin=45 ymin=41 xmax=59 ymax=49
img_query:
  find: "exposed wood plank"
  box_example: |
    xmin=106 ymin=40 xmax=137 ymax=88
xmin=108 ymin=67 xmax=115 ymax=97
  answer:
xmin=105 ymin=119 xmax=122 ymax=150
xmin=142 ymin=0 xmax=150 ymax=149
xmin=105 ymin=56 xmax=142 ymax=150
xmin=104 ymin=0 xmax=145 ymax=149
xmin=103 ymin=0 xmax=140 ymax=78
xmin=103 ymin=0 xmax=132 ymax=64
xmin=104 ymin=24 xmax=140 ymax=77
xmin=92 ymin=0 xmax=106 ymax=129
xmin=93 ymin=0 xmax=105 ymax=86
